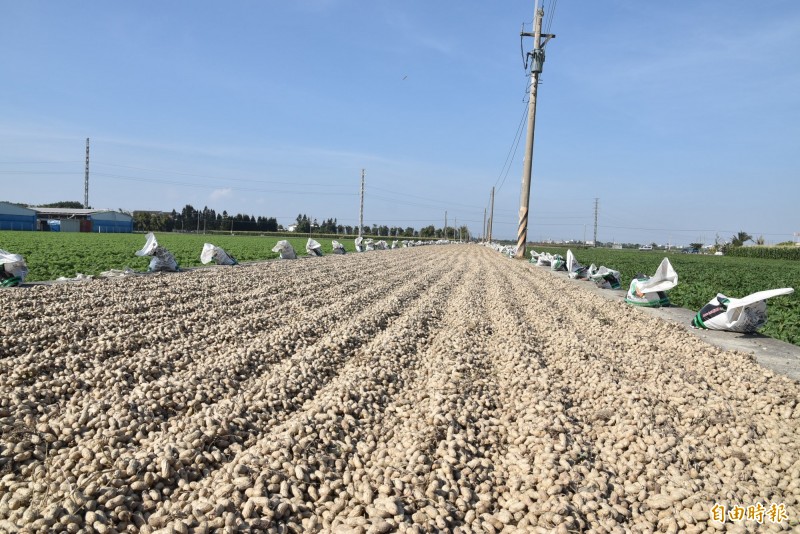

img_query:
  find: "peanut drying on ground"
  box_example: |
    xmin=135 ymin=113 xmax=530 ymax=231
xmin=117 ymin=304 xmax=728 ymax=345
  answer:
xmin=0 ymin=245 xmax=798 ymax=533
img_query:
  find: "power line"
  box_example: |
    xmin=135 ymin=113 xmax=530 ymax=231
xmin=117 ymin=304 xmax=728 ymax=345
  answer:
xmin=93 ymin=162 xmax=350 ymax=188
xmin=545 ymin=0 xmax=559 ymax=34
xmin=0 ymin=160 xmax=82 ymax=165
xmin=93 ymin=172 xmax=358 ymax=197
xmin=0 ymin=160 xmax=352 ymax=189
xmin=369 ymin=186 xmax=494 ymax=212
xmin=493 ymin=101 xmax=529 ymax=193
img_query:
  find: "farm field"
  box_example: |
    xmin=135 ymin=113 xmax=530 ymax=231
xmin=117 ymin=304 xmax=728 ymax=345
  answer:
xmin=0 ymin=231 xmax=366 ymax=283
xmin=534 ymin=246 xmax=800 ymax=346
xmin=1 ymin=246 xmax=798 ymax=532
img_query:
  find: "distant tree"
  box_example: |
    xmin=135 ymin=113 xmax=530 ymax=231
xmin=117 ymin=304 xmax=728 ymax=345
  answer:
xmin=295 ymin=214 xmax=311 ymax=233
xmin=689 ymin=242 xmax=703 ymax=251
xmin=319 ymin=217 xmax=337 ymax=233
xmin=756 ymin=235 xmax=765 ymax=246
xmin=420 ymin=225 xmax=435 ymax=238
xmin=730 ymin=231 xmax=753 ymax=247
xmin=38 ymin=201 xmax=84 ymax=209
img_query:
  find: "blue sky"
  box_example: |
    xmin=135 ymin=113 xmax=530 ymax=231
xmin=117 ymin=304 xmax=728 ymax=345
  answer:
xmin=1 ymin=0 xmax=798 ymax=245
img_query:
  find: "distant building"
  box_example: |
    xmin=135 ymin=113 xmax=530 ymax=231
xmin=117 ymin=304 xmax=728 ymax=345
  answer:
xmin=0 ymin=203 xmax=135 ymax=232
xmin=0 ymin=202 xmax=37 ymax=231
xmin=287 ymin=224 xmax=298 ymax=232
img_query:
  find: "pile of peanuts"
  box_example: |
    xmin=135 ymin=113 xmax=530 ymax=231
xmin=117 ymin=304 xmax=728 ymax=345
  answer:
xmin=1 ymin=246 xmax=797 ymax=533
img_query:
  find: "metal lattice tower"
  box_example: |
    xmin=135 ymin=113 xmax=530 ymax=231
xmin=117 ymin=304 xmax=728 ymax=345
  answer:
xmin=84 ymin=138 xmax=90 ymax=209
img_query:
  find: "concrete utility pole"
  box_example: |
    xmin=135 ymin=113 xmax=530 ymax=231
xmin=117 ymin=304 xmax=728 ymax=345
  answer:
xmin=358 ymin=169 xmax=365 ymax=237
xmin=444 ymin=211 xmax=448 ymax=239
xmin=593 ymin=198 xmax=599 ymax=247
xmin=515 ymin=2 xmax=555 ymax=259
xmin=454 ymin=217 xmax=458 ymax=241
xmin=488 ymin=187 xmax=495 ymax=242
xmin=84 ymin=138 xmax=90 ymax=209
xmin=483 ymin=208 xmax=487 ymax=242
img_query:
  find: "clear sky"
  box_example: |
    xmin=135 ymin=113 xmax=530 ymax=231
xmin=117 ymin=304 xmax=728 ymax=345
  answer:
xmin=1 ymin=0 xmax=798 ymax=245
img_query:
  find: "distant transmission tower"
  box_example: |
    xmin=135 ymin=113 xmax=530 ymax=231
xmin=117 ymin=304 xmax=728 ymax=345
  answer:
xmin=84 ymin=138 xmax=90 ymax=209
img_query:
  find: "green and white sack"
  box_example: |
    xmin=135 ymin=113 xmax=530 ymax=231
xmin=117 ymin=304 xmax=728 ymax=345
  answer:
xmin=0 ymin=249 xmax=28 ymax=286
xmin=332 ymin=240 xmax=346 ymax=254
xmin=306 ymin=238 xmax=323 ymax=257
xmin=271 ymin=240 xmax=297 ymax=260
xmin=200 ymin=243 xmax=238 ymax=265
xmin=625 ymin=257 xmax=678 ymax=307
xmin=536 ymin=253 xmax=552 ymax=267
xmin=589 ymin=266 xmax=621 ymax=289
xmin=551 ymin=254 xmax=566 ymax=271
xmin=692 ymin=287 xmax=794 ymax=332
xmin=566 ymin=250 xmax=589 ymax=279
xmin=135 ymin=232 xmax=179 ymax=272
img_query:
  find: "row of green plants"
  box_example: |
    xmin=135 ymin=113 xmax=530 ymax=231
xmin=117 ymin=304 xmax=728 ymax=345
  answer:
xmin=724 ymin=246 xmax=800 ymax=261
xmin=0 ymin=232 xmax=404 ymax=283
xmin=533 ymin=246 xmax=800 ymax=346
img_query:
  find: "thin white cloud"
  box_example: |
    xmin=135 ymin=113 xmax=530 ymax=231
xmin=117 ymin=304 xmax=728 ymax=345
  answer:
xmin=210 ymin=188 xmax=232 ymax=201
xmin=383 ymin=8 xmax=456 ymax=57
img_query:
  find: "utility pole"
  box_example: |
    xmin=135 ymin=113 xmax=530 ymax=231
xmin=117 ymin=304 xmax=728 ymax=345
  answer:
xmin=84 ymin=138 xmax=90 ymax=209
xmin=593 ymin=197 xmax=599 ymax=247
xmin=444 ymin=211 xmax=448 ymax=239
xmin=197 ymin=210 xmax=200 ymax=233
xmin=488 ymin=187 xmax=495 ymax=242
xmin=515 ymin=2 xmax=555 ymax=259
xmin=358 ymin=169 xmax=365 ymax=237
xmin=483 ymin=208 xmax=487 ymax=242
xmin=454 ymin=217 xmax=458 ymax=241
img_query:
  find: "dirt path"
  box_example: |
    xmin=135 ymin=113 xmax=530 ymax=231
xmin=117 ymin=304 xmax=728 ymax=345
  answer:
xmin=1 ymin=245 xmax=797 ymax=532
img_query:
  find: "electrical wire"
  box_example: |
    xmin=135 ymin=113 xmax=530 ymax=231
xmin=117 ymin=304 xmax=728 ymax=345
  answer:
xmin=92 ymin=162 xmax=349 ymax=189
xmin=0 ymin=160 xmax=82 ymax=165
xmin=545 ymin=0 xmax=559 ymax=35
xmin=92 ymin=172 xmax=357 ymax=197
xmin=369 ymin=186 xmax=496 ymax=212
xmin=494 ymin=102 xmax=528 ymax=196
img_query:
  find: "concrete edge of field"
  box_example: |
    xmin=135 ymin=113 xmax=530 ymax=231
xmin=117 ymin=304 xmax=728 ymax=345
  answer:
xmin=530 ymin=261 xmax=800 ymax=383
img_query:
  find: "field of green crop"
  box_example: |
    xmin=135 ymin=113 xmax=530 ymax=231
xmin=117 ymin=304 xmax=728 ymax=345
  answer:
xmin=535 ymin=246 xmax=800 ymax=346
xmin=0 ymin=232 xmax=361 ymax=282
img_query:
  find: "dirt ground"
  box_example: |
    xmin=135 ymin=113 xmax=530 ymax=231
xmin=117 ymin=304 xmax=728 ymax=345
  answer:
xmin=1 ymin=245 xmax=798 ymax=532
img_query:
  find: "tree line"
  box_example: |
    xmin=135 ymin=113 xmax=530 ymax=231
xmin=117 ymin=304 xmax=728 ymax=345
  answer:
xmin=132 ymin=206 xmax=472 ymax=238
xmin=27 ymin=201 xmax=474 ymax=238
xmin=134 ymin=205 xmax=278 ymax=233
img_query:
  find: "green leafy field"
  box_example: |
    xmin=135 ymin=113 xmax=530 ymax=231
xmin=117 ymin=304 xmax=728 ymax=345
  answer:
xmin=535 ymin=247 xmax=800 ymax=346
xmin=0 ymin=232 xmax=363 ymax=282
